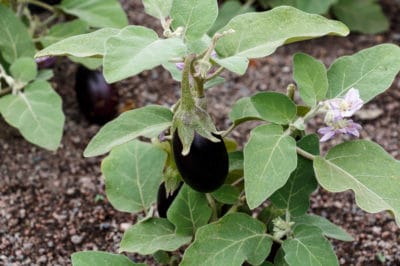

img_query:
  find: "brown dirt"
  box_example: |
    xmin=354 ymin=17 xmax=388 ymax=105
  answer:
xmin=1 ymin=0 xmax=399 ymax=265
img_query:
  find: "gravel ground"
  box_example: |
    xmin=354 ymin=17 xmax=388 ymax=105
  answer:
xmin=1 ymin=0 xmax=399 ymax=265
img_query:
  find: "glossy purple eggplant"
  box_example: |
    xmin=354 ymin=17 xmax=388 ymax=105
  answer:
xmin=157 ymin=182 xmax=182 ymax=218
xmin=74 ymin=66 xmax=118 ymax=125
xmin=172 ymin=131 xmax=229 ymax=193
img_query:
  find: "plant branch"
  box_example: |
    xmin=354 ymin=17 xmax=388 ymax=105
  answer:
xmin=296 ymin=146 xmax=316 ymax=161
xmin=206 ymin=193 xmax=218 ymax=222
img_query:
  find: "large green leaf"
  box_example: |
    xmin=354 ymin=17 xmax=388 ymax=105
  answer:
xmin=120 ymin=218 xmax=191 ymax=254
xmin=244 ymin=124 xmax=297 ymax=209
xmin=270 ymin=134 xmax=319 ymax=216
xmin=265 ymin=0 xmax=337 ymax=14
xmin=313 ymin=140 xmax=400 ymax=226
xmin=282 ymin=224 xmax=338 ymax=266
xmin=167 ymin=185 xmax=211 ymax=236
xmin=251 ymin=92 xmax=297 ymax=124
xmin=170 ymin=0 xmax=218 ymax=41
xmin=216 ymin=6 xmax=348 ymax=59
xmin=60 ymin=0 xmax=128 ymax=28
xmin=332 ymin=0 xmax=389 ymax=34
xmin=103 ymin=26 xmax=186 ymax=83
xmin=181 ymin=213 xmax=272 ymax=266
xmin=84 ymin=105 xmax=173 ymax=157
xmin=293 ymin=53 xmax=328 ymax=107
xmin=71 ymin=251 xmax=145 ymax=266
xmin=101 ymin=140 xmax=167 ymax=213
xmin=0 ymin=4 xmax=35 ymax=63
xmin=326 ymin=44 xmax=400 ymax=102
xmin=0 ymin=80 xmax=64 ymax=150
xmin=142 ymin=0 xmax=173 ymax=19
xmin=293 ymin=214 xmax=354 ymax=241
xmin=10 ymin=57 xmax=37 ymax=83
xmin=40 ymin=19 xmax=89 ymax=47
xmin=35 ymin=28 xmax=120 ymax=58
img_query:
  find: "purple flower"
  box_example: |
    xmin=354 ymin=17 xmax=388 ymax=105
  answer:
xmin=318 ymin=120 xmax=362 ymax=142
xmin=175 ymin=62 xmax=185 ymax=70
xmin=329 ymin=88 xmax=363 ymax=118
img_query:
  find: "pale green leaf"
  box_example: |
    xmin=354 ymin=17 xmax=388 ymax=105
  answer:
xmin=0 ymin=80 xmax=64 ymax=150
xmin=84 ymin=105 xmax=173 ymax=157
xmin=40 ymin=19 xmax=89 ymax=47
xmin=170 ymin=0 xmax=218 ymax=41
xmin=120 ymin=218 xmax=191 ymax=254
xmin=332 ymin=0 xmax=389 ymax=34
xmin=35 ymin=28 xmax=121 ymax=58
xmin=283 ymin=224 xmax=338 ymax=266
xmin=60 ymin=0 xmax=128 ymax=28
xmin=103 ymin=26 xmax=186 ymax=83
xmin=251 ymin=92 xmax=297 ymax=124
xmin=71 ymin=251 xmax=145 ymax=266
xmin=229 ymin=96 xmax=262 ymax=124
xmin=167 ymin=185 xmax=211 ymax=236
xmin=0 ymin=4 xmax=35 ymax=63
xmin=204 ymin=76 xmax=225 ymax=89
xmin=36 ymin=69 xmax=54 ymax=81
xmin=216 ymin=6 xmax=348 ymax=59
xmin=270 ymin=134 xmax=319 ymax=216
xmin=266 ymin=0 xmax=337 ymax=14
xmin=162 ymin=62 xmax=182 ymax=81
xmin=293 ymin=53 xmax=328 ymax=107
xmin=244 ymin=124 xmax=297 ymax=209
xmin=68 ymin=56 xmax=103 ymax=70
xmin=313 ymin=140 xmax=400 ymax=226
xmin=10 ymin=57 xmax=37 ymax=83
xmin=213 ymin=55 xmax=249 ymax=75
xmin=211 ymin=184 xmax=240 ymax=205
xmin=326 ymin=44 xmax=400 ymax=102
xmin=181 ymin=213 xmax=272 ymax=266
xmin=101 ymin=140 xmax=167 ymax=213
xmin=293 ymin=214 xmax=354 ymax=241
xmin=142 ymin=0 xmax=172 ymax=19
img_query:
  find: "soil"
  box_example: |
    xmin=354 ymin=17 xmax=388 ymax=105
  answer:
xmin=1 ymin=0 xmax=400 ymax=265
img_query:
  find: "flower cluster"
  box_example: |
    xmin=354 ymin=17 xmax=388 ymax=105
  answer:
xmin=318 ymin=88 xmax=363 ymax=142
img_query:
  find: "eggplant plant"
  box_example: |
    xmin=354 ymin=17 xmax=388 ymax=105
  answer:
xmin=35 ymin=0 xmax=400 ymax=265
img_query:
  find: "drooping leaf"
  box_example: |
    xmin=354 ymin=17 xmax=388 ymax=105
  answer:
xmin=293 ymin=214 xmax=354 ymax=241
xmin=313 ymin=140 xmax=400 ymax=226
xmin=167 ymin=185 xmax=211 ymax=236
xmin=265 ymin=0 xmax=337 ymax=14
xmin=332 ymin=0 xmax=389 ymax=34
xmin=251 ymin=92 xmax=297 ymax=124
xmin=270 ymin=134 xmax=319 ymax=216
xmin=101 ymin=140 xmax=167 ymax=213
xmin=103 ymin=26 xmax=186 ymax=83
xmin=170 ymin=0 xmax=218 ymax=41
xmin=10 ymin=57 xmax=37 ymax=83
xmin=181 ymin=213 xmax=273 ymax=266
xmin=216 ymin=6 xmax=349 ymax=59
xmin=244 ymin=124 xmax=297 ymax=209
xmin=293 ymin=53 xmax=328 ymax=107
xmin=60 ymin=0 xmax=128 ymax=28
xmin=142 ymin=0 xmax=173 ymax=20
xmin=71 ymin=251 xmax=145 ymax=266
xmin=0 ymin=4 xmax=35 ymax=63
xmin=120 ymin=218 xmax=191 ymax=254
xmin=282 ymin=224 xmax=338 ymax=266
xmin=326 ymin=44 xmax=400 ymax=102
xmin=0 ymin=80 xmax=64 ymax=150
xmin=40 ymin=19 xmax=89 ymax=47
xmin=84 ymin=105 xmax=173 ymax=157
xmin=229 ymin=96 xmax=262 ymax=124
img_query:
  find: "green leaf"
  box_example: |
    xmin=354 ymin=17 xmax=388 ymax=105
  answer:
xmin=60 ymin=0 xmax=128 ymax=28
xmin=101 ymin=140 xmax=167 ymax=213
xmin=293 ymin=214 xmax=354 ymax=241
xmin=332 ymin=0 xmax=389 ymax=34
xmin=270 ymin=134 xmax=319 ymax=216
xmin=266 ymin=0 xmax=337 ymax=14
xmin=103 ymin=26 xmax=186 ymax=83
xmin=10 ymin=57 xmax=37 ymax=83
xmin=313 ymin=140 xmax=400 ymax=226
xmin=167 ymin=185 xmax=211 ymax=236
xmin=40 ymin=19 xmax=89 ymax=47
xmin=211 ymin=184 xmax=240 ymax=205
xmin=282 ymin=224 xmax=338 ymax=266
xmin=36 ymin=69 xmax=54 ymax=81
xmin=181 ymin=213 xmax=272 ymax=266
xmin=71 ymin=251 xmax=145 ymax=266
xmin=244 ymin=124 xmax=297 ymax=209
xmin=170 ymin=0 xmax=218 ymax=41
xmin=204 ymin=76 xmax=225 ymax=89
xmin=213 ymin=55 xmax=249 ymax=75
xmin=84 ymin=105 xmax=173 ymax=157
xmin=142 ymin=0 xmax=172 ymax=19
xmin=229 ymin=96 xmax=262 ymax=124
xmin=35 ymin=28 xmax=121 ymax=58
xmin=216 ymin=6 xmax=349 ymax=59
xmin=0 ymin=4 xmax=35 ymax=63
xmin=68 ymin=56 xmax=103 ymax=70
xmin=251 ymin=92 xmax=297 ymax=124
xmin=293 ymin=53 xmax=328 ymax=107
xmin=120 ymin=218 xmax=191 ymax=254
xmin=229 ymin=151 xmax=244 ymax=172
xmin=0 ymin=80 xmax=64 ymax=150
xmin=326 ymin=44 xmax=400 ymax=102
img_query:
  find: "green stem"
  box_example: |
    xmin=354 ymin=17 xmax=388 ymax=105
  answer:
xmin=24 ymin=0 xmax=55 ymax=12
xmin=180 ymin=55 xmax=196 ymax=111
xmin=206 ymin=193 xmax=218 ymax=222
xmin=296 ymin=146 xmax=315 ymax=161
xmin=266 ymin=233 xmax=283 ymax=244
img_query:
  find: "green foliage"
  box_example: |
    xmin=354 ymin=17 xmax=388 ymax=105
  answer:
xmin=10 ymin=57 xmax=37 ymax=83
xmin=251 ymin=92 xmax=297 ymax=124
xmin=72 ymin=251 xmax=145 ymax=266
xmin=142 ymin=0 xmax=173 ymax=20
xmin=40 ymin=20 xmax=89 ymax=47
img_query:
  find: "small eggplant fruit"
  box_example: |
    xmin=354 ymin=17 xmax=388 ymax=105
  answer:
xmin=74 ymin=66 xmax=118 ymax=125
xmin=157 ymin=182 xmax=182 ymax=218
xmin=172 ymin=131 xmax=229 ymax=193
